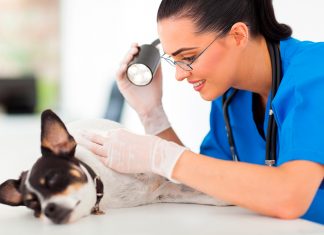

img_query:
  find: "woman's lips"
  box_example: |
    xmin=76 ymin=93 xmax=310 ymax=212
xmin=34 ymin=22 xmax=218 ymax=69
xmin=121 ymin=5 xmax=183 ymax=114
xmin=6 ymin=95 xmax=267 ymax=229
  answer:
xmin=190 ymin=79 xmax=206 ymax=91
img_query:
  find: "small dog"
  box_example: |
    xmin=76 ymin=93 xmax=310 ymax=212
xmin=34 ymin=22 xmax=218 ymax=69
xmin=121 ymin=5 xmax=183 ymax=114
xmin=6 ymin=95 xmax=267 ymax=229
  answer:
xmin=0 ymin=110 xmax=228 ymax=224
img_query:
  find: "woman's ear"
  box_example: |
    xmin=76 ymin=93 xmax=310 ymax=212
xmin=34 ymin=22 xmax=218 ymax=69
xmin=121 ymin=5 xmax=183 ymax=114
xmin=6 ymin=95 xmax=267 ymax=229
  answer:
xmin=229 ymin=22 xmax=249 ymax=47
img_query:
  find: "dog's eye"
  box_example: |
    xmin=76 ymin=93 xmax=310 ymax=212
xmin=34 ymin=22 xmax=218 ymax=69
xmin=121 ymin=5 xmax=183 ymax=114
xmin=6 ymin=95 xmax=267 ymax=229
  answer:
xmin=45 ymin=172 xmax=61 ymax=188
xmin=44 ymin=170 xmax=69 ymax=190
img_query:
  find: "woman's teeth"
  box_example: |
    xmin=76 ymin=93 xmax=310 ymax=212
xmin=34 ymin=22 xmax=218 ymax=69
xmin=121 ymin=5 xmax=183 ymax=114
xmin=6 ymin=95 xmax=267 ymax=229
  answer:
xmin=193 ymin=80 xmax=205 ymax=88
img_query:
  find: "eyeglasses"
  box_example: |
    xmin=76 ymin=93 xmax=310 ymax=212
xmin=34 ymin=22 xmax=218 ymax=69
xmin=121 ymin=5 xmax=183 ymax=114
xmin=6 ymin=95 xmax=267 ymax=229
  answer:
xmin=161 ymin=36 xmax=220 ymax=71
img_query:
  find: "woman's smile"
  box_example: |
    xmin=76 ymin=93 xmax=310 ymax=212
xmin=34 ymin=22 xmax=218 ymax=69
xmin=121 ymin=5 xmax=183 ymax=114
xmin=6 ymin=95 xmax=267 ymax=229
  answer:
xmin=189 ymin=79 xmax=206 ymax=91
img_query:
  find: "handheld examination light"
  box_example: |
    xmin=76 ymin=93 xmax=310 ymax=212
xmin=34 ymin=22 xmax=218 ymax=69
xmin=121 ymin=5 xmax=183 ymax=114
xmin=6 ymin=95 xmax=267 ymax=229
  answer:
xmin=127 ymin=39 xmax=160 ymax=86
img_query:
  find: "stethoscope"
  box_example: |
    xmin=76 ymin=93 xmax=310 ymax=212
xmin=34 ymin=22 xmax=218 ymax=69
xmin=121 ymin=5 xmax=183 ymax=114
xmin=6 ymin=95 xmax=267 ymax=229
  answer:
xmin=222 ymin=41 xmax=282 ymax=167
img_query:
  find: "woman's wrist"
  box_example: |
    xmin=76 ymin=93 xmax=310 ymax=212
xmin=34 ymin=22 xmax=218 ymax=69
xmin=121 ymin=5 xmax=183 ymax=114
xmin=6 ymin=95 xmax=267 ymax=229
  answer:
xmin=139 ymin=104 xmax=171 ymax=135
xmin=151 ymin=139 xmax=188 ymax=183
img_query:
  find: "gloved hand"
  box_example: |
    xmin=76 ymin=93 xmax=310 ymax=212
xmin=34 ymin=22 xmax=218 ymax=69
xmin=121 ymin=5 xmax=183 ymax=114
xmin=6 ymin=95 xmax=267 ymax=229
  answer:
xmin=116 ymin=43 xmax=170 ymax=135
xmin=78 ymin=128 xmax=187 ymax=182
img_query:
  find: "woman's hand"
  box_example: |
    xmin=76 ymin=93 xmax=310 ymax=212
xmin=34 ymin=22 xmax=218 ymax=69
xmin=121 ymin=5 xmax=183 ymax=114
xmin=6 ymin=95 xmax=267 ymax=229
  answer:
xmin=78 ymin=128 xmax=187 ymax=181
xmin=116 ymin=43 xmax=170 ymax=135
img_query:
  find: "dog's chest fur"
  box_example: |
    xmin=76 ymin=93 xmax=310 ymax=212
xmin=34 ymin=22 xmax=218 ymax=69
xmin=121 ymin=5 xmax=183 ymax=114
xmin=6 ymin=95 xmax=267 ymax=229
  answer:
xmin=68 ymin=119 xmax=228 ymax=210
xmin=68 ymin=119 xmax=172 ymax=209
xmin=75 ymin=144 xmax=169 ymax=209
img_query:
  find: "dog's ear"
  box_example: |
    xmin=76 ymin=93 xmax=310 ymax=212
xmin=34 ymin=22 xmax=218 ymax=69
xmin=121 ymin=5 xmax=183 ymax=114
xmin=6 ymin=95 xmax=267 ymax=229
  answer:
xmin=41 ymin=109 xmax=76 ymax=157
xmin=0 ymin=171 xmax=27 ymax=206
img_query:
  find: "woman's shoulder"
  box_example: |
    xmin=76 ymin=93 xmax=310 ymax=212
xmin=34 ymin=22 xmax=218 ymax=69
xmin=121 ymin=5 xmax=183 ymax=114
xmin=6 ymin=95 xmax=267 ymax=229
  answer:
xmin=280 ymin=37 xmax=324 ymax=67
xmin=274 ymin=38 xmax=324 ymax=122
xmin=279 ymin=37 xmax=324 ymax=87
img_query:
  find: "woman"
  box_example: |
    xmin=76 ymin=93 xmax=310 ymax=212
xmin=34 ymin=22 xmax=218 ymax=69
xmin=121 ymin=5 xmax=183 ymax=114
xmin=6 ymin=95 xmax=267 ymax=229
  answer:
xmin=81 ymin=0 xmax=324 ymax=224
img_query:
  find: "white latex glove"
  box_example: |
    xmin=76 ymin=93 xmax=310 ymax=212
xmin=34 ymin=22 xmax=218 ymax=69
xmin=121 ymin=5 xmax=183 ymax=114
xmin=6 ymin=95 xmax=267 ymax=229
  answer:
xmin=116 ymin=43 xmax=170 ymax=135
xmin=78 ymin=128 xmax=187 ymax=182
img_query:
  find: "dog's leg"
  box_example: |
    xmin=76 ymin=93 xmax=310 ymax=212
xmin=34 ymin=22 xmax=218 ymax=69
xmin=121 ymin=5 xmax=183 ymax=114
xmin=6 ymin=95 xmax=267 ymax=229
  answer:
xmin=152 ymin=181 xmax=231 ymax=206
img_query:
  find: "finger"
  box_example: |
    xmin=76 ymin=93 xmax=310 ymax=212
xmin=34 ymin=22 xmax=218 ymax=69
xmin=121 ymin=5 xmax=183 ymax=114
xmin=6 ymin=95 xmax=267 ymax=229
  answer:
xmin=92 ymin=153 xmax=110 ymax=167
xmin=121 ymin=46 xmax=139 ymax=65
xmin=130 ymin=43 xmax=139 ymax=54
xmin=81 ymin=130 xmax=106 ymax=145
xmin=104 ymin=128 xmax=124 ymax=138
xmin=131 ymin=42 xmax=139 ymax=48
xmin=116 ymin=63 xmax=128 ymax=81
xmin=121 ymin=51 xmax=137 ymax=65
xmin=117 ymin=44 xmax=139 ymax=81
xmin=78 ymin=136 xmax=107 ymax=158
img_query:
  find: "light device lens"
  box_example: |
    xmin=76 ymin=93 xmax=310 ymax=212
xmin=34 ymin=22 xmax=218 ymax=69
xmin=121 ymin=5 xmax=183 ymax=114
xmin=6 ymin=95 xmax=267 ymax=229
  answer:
xmin=126 ymin=43 xmax=160 ymax=86
xmin=127 ymin=63 xmax=152 ymax=86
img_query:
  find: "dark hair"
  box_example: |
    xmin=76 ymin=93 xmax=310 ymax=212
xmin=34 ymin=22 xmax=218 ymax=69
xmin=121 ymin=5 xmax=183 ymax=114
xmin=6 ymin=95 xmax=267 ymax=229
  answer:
xmin=157 ymin=0 xmax=292 ymax=42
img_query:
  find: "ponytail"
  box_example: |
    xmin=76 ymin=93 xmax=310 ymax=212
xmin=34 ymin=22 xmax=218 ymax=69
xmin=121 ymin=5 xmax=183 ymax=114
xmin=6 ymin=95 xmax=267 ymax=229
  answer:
xmin=157 ymin=0 xmax=292 ymax=42
xmin=253 ymin=0 xmax=292 ymax=42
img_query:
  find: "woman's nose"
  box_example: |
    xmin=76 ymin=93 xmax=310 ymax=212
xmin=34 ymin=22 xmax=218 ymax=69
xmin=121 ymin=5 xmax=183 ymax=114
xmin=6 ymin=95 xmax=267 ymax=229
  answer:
xmin=175 ymin=66 xmax=191 ymax=81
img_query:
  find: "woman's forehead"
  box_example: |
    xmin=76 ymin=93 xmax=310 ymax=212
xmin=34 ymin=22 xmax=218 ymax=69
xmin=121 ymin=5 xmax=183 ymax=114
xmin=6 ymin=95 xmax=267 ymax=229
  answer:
xmin=158 ymin=18 xmax=204 ymax=55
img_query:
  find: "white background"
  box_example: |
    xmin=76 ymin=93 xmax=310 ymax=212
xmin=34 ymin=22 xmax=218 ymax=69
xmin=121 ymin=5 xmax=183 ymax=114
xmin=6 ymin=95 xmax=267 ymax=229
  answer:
xmin=60 ymin=0 xmax=324 ymax=152
xmin=0 ymin=1 xmax=324 ymax=232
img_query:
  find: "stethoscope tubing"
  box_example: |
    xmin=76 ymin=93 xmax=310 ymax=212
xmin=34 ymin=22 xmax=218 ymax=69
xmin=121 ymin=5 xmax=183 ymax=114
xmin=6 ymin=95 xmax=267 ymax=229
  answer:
xmin=222 ymin=41 xmax=282 ymax=166
xmin=222 ymin=89 xmax=239 ymax=161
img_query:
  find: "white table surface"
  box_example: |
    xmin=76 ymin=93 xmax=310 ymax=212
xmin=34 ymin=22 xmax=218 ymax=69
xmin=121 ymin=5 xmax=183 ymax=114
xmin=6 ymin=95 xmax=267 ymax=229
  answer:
xmin=0 ymin=203 xmax=323 ymax=235
xmin=0 ymin=114 xmax=323 ymax=235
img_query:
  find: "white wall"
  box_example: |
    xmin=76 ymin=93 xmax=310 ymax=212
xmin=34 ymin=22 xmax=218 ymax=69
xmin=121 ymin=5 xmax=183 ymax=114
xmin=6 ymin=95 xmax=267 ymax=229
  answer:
xmin=60 ymin=0 xmax=161 ymax=119
xmin=60 ymin=0 xmax=210 ymax=151
xmin=60 ymin=0 xmax=324 ymax=152
xmin=273 ymin=0 xmax=324 ymax=41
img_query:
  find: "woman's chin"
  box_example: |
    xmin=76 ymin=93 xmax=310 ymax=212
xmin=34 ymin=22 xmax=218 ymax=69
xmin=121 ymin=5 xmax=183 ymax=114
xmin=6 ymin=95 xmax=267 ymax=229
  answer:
xmin=199 ymin=90 xmax=222 ymax=101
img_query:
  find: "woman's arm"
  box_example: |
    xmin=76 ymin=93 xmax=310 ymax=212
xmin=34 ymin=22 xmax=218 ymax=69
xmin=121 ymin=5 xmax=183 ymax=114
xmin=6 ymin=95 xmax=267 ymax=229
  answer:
xmin=80 ymin=128 xmax=323 ymax=219
xmin=157 ymin=127 xmax=183 ymax=146
xmin=173 ymin=151 xmax=324 ymax=219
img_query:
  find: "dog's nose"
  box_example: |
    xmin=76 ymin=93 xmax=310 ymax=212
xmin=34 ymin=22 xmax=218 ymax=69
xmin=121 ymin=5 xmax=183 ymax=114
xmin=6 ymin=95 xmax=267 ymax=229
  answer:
xmin=44 ymin=203 xmax=72 ymax=224
xmin=44 ymin=203 xmax=57 ymax=217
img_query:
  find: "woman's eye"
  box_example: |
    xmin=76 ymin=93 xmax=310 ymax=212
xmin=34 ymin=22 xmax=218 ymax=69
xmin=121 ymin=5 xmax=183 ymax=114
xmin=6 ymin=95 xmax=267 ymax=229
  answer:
xmin=182 ymin=56 xmax=196 ymax=62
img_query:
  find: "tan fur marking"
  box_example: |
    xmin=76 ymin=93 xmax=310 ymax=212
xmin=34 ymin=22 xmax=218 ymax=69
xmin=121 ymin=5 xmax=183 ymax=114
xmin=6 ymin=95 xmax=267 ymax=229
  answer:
xmin=55 ymin=183 xmax=84 ymax=196
xmin=39 ymin=178 xmax=45 ymax=186
xmin=69 ymin=169 xmax=82 ymax=178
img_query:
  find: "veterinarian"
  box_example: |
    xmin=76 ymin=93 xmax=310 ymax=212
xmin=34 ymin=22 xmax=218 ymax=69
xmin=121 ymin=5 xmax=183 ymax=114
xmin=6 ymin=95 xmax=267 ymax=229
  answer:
xmin=81 ymin=0 xmax=324 ymax=224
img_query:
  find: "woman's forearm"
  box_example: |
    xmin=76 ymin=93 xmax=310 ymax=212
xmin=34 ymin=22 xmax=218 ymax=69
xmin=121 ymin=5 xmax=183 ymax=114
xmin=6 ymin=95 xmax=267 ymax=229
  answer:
xmin=172 ymin=150 xmax=324 ymax=219
xmin=157 ymin=127 xmax=184 ymax=146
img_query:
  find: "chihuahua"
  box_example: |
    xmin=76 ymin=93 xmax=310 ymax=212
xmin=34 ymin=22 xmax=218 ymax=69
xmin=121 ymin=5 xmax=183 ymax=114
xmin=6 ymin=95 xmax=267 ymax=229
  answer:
xmin=0 ymin=110 xmax=228 ymax=224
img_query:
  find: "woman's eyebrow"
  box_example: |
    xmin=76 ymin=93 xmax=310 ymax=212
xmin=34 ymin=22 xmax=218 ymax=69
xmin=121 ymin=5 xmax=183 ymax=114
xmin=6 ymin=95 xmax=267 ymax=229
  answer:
xmin=171 ymin=47 xmax=197 ymax=56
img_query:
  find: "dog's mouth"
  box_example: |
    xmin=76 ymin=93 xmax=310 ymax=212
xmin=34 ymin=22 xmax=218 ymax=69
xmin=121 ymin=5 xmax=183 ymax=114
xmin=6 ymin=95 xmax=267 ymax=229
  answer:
xmin=44 ymin=200 xmax=80 ymax=224
xmin=44 ymin=203 xmax=72 ymax=224
xmin=51 ymin=209 xmax=72 ymax=224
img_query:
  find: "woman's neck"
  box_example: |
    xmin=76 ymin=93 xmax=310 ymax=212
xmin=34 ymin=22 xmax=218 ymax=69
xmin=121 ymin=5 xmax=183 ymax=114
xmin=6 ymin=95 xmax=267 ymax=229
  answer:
xmin=237 ymin=36 xmax=272 ymax=108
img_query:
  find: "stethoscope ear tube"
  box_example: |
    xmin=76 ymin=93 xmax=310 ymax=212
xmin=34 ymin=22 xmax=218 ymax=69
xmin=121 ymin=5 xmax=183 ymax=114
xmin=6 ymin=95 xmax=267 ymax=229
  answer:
xmin=222 ymin=89 xmax=239 ymax=161
xmin=265 ymin=41 xmax=282 ymax=166
xmin=222 ymin=41 xmax=282 ymax=166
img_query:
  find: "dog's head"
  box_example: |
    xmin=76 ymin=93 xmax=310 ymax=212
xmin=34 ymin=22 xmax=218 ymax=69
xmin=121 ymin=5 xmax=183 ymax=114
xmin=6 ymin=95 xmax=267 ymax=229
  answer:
xmin=0 ymin=110 xmax=98 ymax=224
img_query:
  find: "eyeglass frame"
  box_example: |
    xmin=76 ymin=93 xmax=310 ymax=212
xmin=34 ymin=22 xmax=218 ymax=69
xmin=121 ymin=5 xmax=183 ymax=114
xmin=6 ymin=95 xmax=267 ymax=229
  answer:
xmin=160 ymin=35 xmax=221 ymax=71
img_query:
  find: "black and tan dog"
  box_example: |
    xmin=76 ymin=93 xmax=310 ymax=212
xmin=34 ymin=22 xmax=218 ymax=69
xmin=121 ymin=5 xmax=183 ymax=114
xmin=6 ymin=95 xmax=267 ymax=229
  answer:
xmin=0 ymin=110 xmax=228 ymax=224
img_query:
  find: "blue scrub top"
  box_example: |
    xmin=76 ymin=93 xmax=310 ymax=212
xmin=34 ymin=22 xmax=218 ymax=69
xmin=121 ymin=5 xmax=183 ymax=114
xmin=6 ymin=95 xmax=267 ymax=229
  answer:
xmin=200 ymin=37 xmax=324 ymax=224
